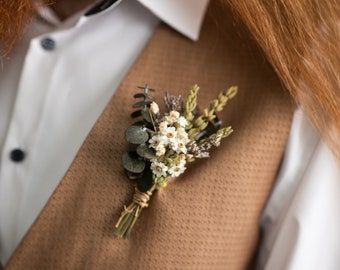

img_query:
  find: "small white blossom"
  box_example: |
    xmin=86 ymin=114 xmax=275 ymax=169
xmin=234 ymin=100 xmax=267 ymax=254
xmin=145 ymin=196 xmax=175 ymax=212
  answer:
xmin=173 ymin=140 xmax=187 ymax=154
xmin=150 ymin=102 xmax=159 ymax=114
xmin=155 ymin=145 xmax=166 ymax=156
xmin=176 ymin=127 xmax=185 ymax=133
xmin=163 ymin=111 xmax=180 ymax=125
xmin=176 ymin=127 xmax=189 ymax=144
xmin=159 ymin=121 xmax=168 ymax=132
xmin=149 ymin=135 xmax=166 ymax=149
xmin=151 ymin=161 xmax=168 ymax=177
xmin=164 ymin=126 xmax=177 ymax=141
xmin=169 ymin=110 xmax=180 ymax=121
xmin=168 ymin=140 xmax=178 ymax=152
xmin=176 ymin=141 xmax=187 ymax=154
xmin=168 ymin=164 xmax=186 ymax=177
xmin=177 ymin=116 xmax=188 ymax=127
xmin=163 ymin=116 xmax=173 ymax=125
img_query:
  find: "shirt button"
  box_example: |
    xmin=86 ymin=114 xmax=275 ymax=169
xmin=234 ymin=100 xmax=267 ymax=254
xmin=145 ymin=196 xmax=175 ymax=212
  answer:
xmin=41 ymin=37 xmax=56 ymax=51
xmin=10 ymin=149 xmax=26 ymax=162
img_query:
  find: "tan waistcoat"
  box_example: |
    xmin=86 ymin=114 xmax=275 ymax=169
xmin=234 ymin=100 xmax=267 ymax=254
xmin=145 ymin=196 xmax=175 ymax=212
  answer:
xmin=3 ymin=3 xmax=293 ymax=270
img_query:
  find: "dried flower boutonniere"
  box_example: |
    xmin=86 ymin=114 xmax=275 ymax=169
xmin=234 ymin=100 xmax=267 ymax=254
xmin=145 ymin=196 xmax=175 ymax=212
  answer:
xmin=115 ymin=84 xmax=237 ymax=238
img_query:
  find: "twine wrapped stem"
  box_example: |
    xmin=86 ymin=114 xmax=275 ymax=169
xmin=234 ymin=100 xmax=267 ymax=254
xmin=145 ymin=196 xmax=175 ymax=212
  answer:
xmin=115 ymin=184 xmax=157 ymax=238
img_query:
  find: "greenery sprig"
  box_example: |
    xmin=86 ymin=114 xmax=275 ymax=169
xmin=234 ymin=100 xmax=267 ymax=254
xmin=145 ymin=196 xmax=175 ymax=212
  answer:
xmin=115 ymin=84 xmax=237 ymax=238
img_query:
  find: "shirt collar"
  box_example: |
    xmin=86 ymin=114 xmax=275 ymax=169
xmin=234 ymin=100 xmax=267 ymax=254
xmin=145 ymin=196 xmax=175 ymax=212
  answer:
xmin=137 ymin=0 xmax=209 ymax=41
xmin=37 ymin=0 xmax=209 ymax=41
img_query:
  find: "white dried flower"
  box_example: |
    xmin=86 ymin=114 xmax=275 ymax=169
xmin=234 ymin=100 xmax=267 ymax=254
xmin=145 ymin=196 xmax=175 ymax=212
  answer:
xmin=149 ymin=135 xmax=163 ymax=149
xmin=176 ymin=127 xmax=189 ymax=144
xmin=177 ymin=141 xmax=187 ymax=153
xmin=163 ymin=116 xmax=173 ymax=125
xmin=177 ymin=116 xmax=188 ymax=127
xmin=171 ymin=140 xmax=187 ymax=154
xmin=176 ymin=127 xmax=185 ymax=133
xmin=169 ymin=110 xmax=180 ymax=120
xmin=163 ymin=111 xmax=180 ymax=125
xmin=159 ymin=121 xmax=168 ymax=132
xmin=155 ymin=145 xmax=166 ymax=156
xmin=150 ymin=102 xmax=159 ymax=114
xmin=164 ymin=126 xmax=177 ymax=141
xmin=168 ymin=163 xmax=186 ymax=177
xmin=151 ymin=161 xmax=168 ymax=177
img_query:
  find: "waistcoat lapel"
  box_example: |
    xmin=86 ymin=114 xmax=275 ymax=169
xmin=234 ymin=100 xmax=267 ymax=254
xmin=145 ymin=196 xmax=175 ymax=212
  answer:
xmin=5 ymin=3 xmax=293 ymax=269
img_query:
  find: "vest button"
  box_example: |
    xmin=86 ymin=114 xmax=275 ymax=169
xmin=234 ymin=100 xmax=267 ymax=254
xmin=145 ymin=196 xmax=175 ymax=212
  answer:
xmin=10 ymin=149 xmax=26 ymax=162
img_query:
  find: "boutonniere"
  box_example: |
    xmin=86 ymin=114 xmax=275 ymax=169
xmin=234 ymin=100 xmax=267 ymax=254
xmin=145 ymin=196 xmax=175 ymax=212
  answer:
xmin=115 ymin=84 xmax=237 ymax=238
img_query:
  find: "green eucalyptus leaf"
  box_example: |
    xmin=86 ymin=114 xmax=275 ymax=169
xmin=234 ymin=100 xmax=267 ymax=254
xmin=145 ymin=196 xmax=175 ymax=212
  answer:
xmin=133 ymin=101 xmax=151 ymax=108
xmin=134 ymin=93 xmax=154 ymax=99
xmin=122 ymin=152 xmax=146 ymax=173
xmin=125 ymin=124 xmax=149 ymax=144
xmin=134 ymin=93 xmax=146 ymax=99
xmin=136 ymin=144 xmax=157 ymax=159
xmin=131 ymin=110 xmax=142 ymax=118
xmin=141 ymin=109 xmax=152 ymax=123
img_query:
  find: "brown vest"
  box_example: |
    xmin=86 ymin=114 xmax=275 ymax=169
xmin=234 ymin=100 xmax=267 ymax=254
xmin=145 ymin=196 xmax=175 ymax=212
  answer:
xmin=3 ymin=3 xmax=293 ymax=270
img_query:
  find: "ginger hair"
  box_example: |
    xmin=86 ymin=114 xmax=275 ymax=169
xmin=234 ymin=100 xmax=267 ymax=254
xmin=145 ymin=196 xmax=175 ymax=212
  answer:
xmin=0 ymin=1 xmax=38 ymax=57
xmin=224 ymin=0 xmax=340 ymax=157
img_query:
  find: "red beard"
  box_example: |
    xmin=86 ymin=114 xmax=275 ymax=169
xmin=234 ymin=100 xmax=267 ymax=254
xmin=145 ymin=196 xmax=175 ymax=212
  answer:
xmin=0 ymin=1 xmax=37 ymax=57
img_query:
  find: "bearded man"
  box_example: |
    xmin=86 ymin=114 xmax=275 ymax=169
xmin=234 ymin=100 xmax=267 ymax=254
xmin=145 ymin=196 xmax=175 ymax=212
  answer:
xmin=0 ymin=0 xmax=339 ymax=269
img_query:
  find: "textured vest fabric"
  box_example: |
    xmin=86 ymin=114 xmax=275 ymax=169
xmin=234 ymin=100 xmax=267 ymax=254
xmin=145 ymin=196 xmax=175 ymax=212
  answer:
xmin=4 ymin=3 xmax=293 ymax=270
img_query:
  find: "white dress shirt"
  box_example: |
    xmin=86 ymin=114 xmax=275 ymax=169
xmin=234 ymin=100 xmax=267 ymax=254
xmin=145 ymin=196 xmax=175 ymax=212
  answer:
xmin=257 ymin=109 xmax=340 ymax=270
xmin=0 ymin=0 xmax=338 ymax=269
